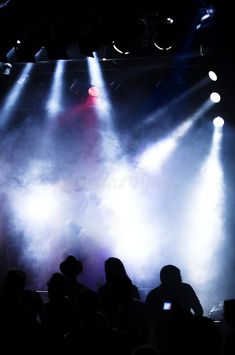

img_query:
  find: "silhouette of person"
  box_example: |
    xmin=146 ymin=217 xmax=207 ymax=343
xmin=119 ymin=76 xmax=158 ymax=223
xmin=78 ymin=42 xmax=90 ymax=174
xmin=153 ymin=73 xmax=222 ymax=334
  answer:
xmin=222 ymin=299 xmax=235 ymax=355
xmin=110 ymin=274 xmax=148 ymax=350
xmin=145 ymin=264 xmax=203 ymax=350
xmin=97 ymin=257 xmax=140 ymax=326
xmin=59 ymin=255 xmax=88 ymax=301
xmin=98 ymin=257 xmax=140 ymax=299
xmin=0 ymin=268 xmax=29 ymax=323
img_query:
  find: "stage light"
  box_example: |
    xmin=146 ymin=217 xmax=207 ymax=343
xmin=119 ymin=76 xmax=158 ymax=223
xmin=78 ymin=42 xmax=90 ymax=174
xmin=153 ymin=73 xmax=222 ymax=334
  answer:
xmin=112 ymin=18 xmax=145 ymax=56
xmin=166 ymin=17 xmax=174 ymax=24
xmin=35 ymin=47 xmax=49 ymax=62
xmin=153 ymin=42 xmax=173 ymax=51
xmin=197 ymin=6 xmax=215 ymax=30
xmin=87 ymin=55 xmax=112 ymax=117
xmin=152 ymin=15 xmax=175 ymax=52
xmin=0 ymin=62 xmax=12 ymax=75
xmin=0 ymin=63 xmax=33 ymax=128
xmin=185 ymin=126 xmax=224 ymax=287
xmin=210 ymin=92 xmax=221 ymax=103
xmin=208 ymin=71 xmax=217 ymax=81
xmin=6 ymin=47 xmax=17 ymax=62
xmin=213 ymin=116 xmax=224 ymax=128
xmin=88 ymin=86 xmax=100 ymax=97
xmin=13 ymin=38 xmax=45 ymax=63
xmin=112 ymin=40 xmax=130 ymax=55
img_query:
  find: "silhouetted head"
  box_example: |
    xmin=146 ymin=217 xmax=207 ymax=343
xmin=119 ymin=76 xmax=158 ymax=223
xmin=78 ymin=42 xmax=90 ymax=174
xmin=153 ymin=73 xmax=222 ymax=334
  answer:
xmin=104 ymin=257 xmax=127 ymax=282
xmin=160 ymin=265 xmax=182 ymax=284
xmin=3 ymin=269 xmax=27 ymax=296
xmin=60 ymin=255 xmax=83 ymax=277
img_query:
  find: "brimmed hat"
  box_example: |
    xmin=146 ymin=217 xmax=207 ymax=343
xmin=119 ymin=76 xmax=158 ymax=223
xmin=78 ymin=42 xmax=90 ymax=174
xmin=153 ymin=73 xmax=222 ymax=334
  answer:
xmin=60 ymin=255 xmax=83 ymax=276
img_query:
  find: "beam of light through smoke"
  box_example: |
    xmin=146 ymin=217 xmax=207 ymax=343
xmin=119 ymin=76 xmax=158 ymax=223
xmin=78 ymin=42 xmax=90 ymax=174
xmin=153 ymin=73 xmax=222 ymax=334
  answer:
xmin=0 ymin=63 xmax=33 ymax=128
xmin=87 ymin=55 xmax=162 ymax=280
xmin=185 ymin=126 xmax=224 ymax=286
xmin=87 ymin=54 xmax=112 ymax=118
xmin=46 ymin=60 xmax=65 ymax=117
xmin=135 ymin=77 xmax=210 ymax=130
xmin=137 ymin=100 xmax=213 ymax=173
xmin=87 ymin=55 xmax=121 ymax=162
xmin=100 ymin=162 xmax=161 ymax=281
xmin=8 ymin=174 xmax=70 ymax=272
xmin=1 ymin=55 xmax=226 ymax=301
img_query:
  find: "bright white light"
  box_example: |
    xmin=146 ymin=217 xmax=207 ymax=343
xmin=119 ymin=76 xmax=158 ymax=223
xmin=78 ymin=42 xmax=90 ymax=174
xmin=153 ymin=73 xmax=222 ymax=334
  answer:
xmin=201 ymin=13 xmax=210 ymax=21
xmin=17 ymin=74 xmax=29 ymax=85
xmin=87 ymin=55 xmax=157 ymax=273
xmin=17 ymin=184 xmax=62 ymax=225
xmin=201 ymin=7 xmax=214 ymax=22
xmin=87 ymin=55 xmax=112 ymax=118
xmin=46 ymin=60 xmax=65 ymax=117
xmin=213 ymin=116 xmax=224 ymax=128
xmin=101 ymin=164 xmax=158 ymax=271
xmin=87 ymin=56 xmax=105 ymax=94
xmin=201 ymin=7 xmax=214 ymax=21
xmin=166 ymin=17 xmax=174 ymax=24
xmin=138 ymin=101 xmax=212 ymax=173
xmin=185 ymin=128 xmax=224 ymax=285
xmin=9 ymin=179 xmax=67 ymax=269
xmin=139 ymin=138 xmax=176 ymax=172
xmin=210 ymin=92 xmax=221 ymax=103
xmin=208 ymin=71 xmax=217 ymax=81
xmin=46 ymin=99 xmax=61 ymax=114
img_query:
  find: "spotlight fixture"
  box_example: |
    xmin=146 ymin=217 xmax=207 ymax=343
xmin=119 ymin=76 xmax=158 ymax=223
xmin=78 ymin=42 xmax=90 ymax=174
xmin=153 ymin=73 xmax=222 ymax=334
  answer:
xmin=208 ymin=70 xmax=217 ymax=81
xmin=213 ymin=116 xmax=224 ymax=128
xmin=88 ymin=86 xmax=100 ymax=97
xmin=153 ymin=16 xmax=174 ymax=52
xmin=112 ymin=40 xmax=130 ymax=55
xmin=210 ymin=92 xmax=221 ymax=103
xmin=35 ymin=47 xmax=49 ymax=62
xmin=0 ymin=62 xmax=12 ymax=75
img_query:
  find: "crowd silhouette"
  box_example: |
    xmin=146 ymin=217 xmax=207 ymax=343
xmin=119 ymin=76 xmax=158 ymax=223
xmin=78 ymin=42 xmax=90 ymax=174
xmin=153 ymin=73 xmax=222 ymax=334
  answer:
xmin=0 ymin=255 xmax=234 ymax=354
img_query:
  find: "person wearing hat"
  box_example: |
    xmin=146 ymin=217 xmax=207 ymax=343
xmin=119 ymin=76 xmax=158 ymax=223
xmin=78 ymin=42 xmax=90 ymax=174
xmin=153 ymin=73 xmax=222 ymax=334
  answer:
xmin=59 ymin=255 xmax=88 ymax=301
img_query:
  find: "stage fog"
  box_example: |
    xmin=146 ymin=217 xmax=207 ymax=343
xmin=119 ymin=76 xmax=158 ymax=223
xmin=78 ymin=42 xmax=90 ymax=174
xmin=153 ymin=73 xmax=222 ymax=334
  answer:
xmin=0 ymin=57 xmax=235 ymax=314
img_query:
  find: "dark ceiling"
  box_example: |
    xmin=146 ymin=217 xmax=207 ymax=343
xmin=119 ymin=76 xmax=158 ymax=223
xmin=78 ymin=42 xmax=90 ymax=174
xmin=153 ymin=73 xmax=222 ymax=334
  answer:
xmin=0 ymin=0 xmax=220 ymax=61
xmin=1 ymin=0 xmax=234 ymax=124
xmin=1 ymin=0 xmax=235 ymax=123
